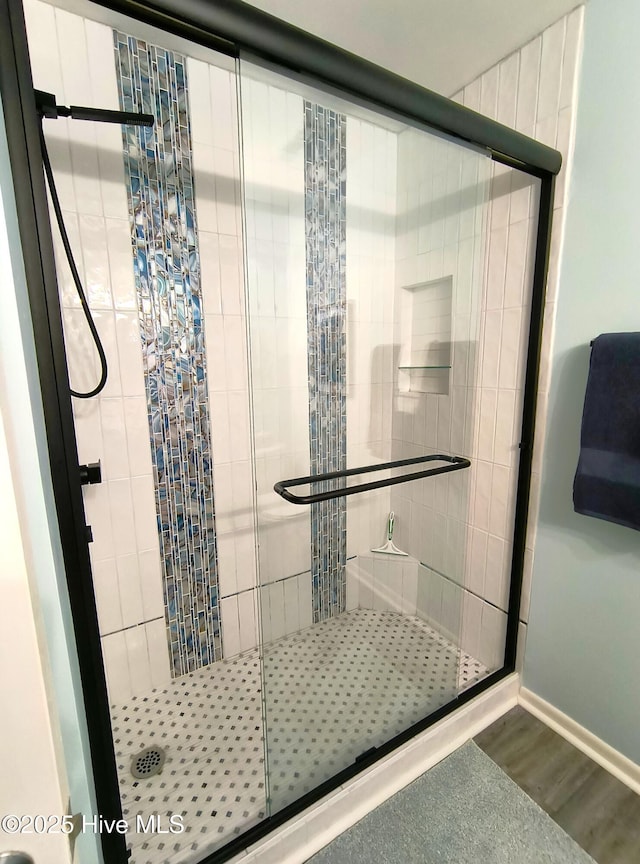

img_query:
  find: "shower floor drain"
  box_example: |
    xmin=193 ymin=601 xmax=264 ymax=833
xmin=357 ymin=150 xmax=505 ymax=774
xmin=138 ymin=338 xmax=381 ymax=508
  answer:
xmin=130 ymin=745 xmax=166 ymax=779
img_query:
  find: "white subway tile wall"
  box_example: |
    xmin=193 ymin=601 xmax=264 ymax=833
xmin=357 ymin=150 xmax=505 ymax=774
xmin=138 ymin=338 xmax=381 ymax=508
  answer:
xmin=187 ymin=57 xmax=260 ymax=660
xmin=24 ymin=0 xmax=584 ymax=687
xmin=345 ymin=555 xmax=420 ymax=619
xmin=390 ymin=118 xmax=490 ymax=661
xmin=24 ymin=0 xmax=261 ymax=701
xmin=24 ymin=0 xmax=172 ymax=701
xmin=459 ymin=8 xmax=584 ymax=632
xmin=240 ymin=87 xmax=398 ymax=639
xmin=447 ymin=7 xmax=583 ymax=667
xmin=345 ymin=118 xmax=397 ymax=566
xmin=240 ymin=73 xmax=311 ymax=653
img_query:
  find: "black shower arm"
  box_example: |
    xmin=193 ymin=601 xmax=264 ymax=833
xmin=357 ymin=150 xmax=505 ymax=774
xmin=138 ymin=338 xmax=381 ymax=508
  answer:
xmin=274 ymin=454 xmax=471 ymax=505
xmin=34 ymin=89 xmax=154 ymax=127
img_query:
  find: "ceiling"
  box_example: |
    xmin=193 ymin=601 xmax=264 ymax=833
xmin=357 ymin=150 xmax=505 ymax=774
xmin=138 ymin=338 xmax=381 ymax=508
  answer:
xmin=244 ymin=0 xmax=581 ymax=96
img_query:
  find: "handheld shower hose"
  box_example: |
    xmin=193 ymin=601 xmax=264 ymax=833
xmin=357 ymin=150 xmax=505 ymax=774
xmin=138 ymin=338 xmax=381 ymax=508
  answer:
xmin=39 ymin=125 xmax=108 ymax=399
xmin=36 ymin=89 xmax=154 ymax=399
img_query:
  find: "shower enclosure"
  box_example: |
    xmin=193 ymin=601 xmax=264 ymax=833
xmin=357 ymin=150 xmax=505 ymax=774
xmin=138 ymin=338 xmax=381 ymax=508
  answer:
xmin=0 ymin=0 xmax=558 ymax=862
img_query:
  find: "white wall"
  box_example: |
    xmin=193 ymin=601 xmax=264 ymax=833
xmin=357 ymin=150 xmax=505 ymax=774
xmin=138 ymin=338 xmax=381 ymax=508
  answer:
xmin=0 ymin=408 xmax=72 ymax=864
xmin=239 ymin=70 xmax=313 ymax=644
xmin=345 ymin=117 xmax=397 ymax=562
xmin=291 ymin=12 xmax=583 ymax=666
xmin=24 ymin=2 xmax=401 ymax=676
xmin=244 ymin=0 xmax=580 ymax=100
xmin=18 ymin=0 xmax=585 ymax=726
xmin=240 ymin=71 xmax=403 ymax=640
xmin=189 ymin=56 xmax=259 ymax=659
xmin=390 ymin=124 xmax=492 ymax=661
xmin=24 ymin=0 xmax=265 ymax=696
xmin=24 ymin=0 xmax=172 ymax=702
xmin=453 ymin=9 xmax=583 ymax=667
xmin=386 ymin=8 xmax=583 ymax=670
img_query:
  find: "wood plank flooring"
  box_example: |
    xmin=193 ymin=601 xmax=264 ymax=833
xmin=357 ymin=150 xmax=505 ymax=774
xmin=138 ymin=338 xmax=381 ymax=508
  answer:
xmin=474 ymin=706 xmax=640 ymax=864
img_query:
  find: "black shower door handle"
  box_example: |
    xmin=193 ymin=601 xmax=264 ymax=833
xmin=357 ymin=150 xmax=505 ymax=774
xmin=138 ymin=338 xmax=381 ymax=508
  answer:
xmin=274 ymin=454 xmax=471 ymax=505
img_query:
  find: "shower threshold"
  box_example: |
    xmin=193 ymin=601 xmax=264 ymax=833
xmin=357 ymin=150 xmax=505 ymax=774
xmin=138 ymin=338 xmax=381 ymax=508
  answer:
xmin=110 ymin=609 xmax=488 ymax=864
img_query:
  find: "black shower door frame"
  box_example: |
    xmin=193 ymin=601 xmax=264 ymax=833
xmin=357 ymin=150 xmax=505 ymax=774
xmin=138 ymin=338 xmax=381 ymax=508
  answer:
xmin=0 ymin=0 xmax=558 ymax=861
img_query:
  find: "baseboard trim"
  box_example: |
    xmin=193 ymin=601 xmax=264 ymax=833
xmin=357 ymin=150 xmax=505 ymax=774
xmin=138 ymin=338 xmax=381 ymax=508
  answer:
xmin=231 ymin=673 xmax=520 ymax=864
xmin=519 ymin=687 xmax=640 ymax=796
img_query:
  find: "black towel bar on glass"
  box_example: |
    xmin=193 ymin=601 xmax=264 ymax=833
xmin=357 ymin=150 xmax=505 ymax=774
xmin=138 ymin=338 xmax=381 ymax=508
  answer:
xmin=274 ymin=454 xmax=471 ymax=505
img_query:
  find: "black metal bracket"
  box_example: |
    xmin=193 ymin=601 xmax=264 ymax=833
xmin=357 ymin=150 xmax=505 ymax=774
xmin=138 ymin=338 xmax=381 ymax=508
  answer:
xmin=79 ymin=460 xmax=102 ymax=486
xmin=34 ymin=88 xmax=154 ymax=127
xmin=274 ymin=454 xmax=471 ymax=505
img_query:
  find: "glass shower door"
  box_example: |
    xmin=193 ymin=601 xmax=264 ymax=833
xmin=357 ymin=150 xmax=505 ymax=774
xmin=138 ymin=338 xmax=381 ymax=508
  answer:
xmin=239 ymin=57 xmax=490 ymax=814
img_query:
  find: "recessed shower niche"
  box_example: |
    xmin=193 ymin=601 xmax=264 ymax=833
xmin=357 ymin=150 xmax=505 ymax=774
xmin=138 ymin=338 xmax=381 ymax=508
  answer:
xmin=9 ymin=0 xmax=559 ymax=859
xmin=398 ymin=276 xmax=453 ymax=395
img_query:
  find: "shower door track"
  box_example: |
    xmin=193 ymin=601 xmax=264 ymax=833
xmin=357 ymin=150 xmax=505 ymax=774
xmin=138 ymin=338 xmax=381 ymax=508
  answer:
xmin=0 ymin=0 xmax=558 ymax=862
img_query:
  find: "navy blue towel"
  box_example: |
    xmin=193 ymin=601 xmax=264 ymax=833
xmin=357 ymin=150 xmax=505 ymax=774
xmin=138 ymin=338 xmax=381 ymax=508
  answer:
xmin=573 ymin=332 xmax=640 ymax=531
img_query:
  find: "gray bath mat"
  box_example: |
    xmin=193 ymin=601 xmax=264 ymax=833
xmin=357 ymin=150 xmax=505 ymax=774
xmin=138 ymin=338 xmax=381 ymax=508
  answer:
xmin=306 ymin=741 xmax=595 ymax=863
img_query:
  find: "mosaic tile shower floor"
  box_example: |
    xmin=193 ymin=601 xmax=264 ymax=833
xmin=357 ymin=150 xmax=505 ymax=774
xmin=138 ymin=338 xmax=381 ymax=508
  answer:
xmin=111 ymin=609 xmax=488 ymax=863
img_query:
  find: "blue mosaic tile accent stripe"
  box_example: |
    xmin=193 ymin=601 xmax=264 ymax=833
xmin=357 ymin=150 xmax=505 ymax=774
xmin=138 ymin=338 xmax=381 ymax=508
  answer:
xmin=113 ymin=32 xmax=222 ymax=676
xmin=304 ymin=100 xmax=347 ymax=623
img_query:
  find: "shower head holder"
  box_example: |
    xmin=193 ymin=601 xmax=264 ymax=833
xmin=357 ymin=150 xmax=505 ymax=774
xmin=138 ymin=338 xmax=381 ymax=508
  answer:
xmin=34 ymin=88 xmax=154 ymax=127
